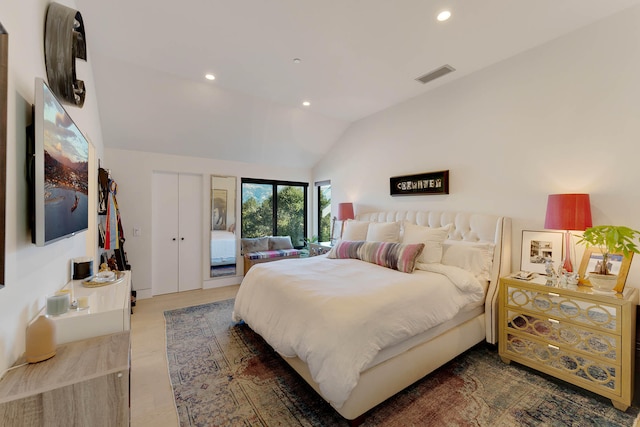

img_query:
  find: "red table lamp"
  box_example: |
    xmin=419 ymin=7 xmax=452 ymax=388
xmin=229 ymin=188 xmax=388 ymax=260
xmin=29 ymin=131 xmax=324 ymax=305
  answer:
xmin=338 ymin=202 xmax=355 ymax=238
xmin=544 ymin=194 xmax=592 ymax=272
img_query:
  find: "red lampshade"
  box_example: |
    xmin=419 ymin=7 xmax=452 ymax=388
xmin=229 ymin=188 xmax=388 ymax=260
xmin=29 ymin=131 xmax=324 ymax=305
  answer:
xmin=544 ymin=194 xmax=592 ymax=231
xmin=337 ymin=203 xmax=355 ymax=221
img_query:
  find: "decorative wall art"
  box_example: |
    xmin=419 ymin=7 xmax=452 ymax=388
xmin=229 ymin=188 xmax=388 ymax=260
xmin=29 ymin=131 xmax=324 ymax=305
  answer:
xmin=44 ymin=2 xmax=87 ymax=107
xmin=389 ymin=170 xmax=449 ymax=196
xmin=520 ymin=230 xmax=563 ymax=274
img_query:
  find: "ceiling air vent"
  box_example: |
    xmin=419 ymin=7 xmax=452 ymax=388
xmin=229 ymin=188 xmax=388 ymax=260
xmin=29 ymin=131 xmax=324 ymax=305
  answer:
xmin=415 ymin=64 xmax=456 ymax=84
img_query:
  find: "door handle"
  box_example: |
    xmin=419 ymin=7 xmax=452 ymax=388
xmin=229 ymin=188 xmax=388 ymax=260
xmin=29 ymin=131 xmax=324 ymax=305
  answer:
xmin=172 ymin=238 xmax=176 ymax=241
xmin=181 ymin=237 xmax=185 ymax=241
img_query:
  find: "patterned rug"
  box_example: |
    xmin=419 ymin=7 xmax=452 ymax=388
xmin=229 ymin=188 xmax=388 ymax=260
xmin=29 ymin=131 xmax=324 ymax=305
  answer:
xmin=165 ymin=299 xmax=639 ymax=426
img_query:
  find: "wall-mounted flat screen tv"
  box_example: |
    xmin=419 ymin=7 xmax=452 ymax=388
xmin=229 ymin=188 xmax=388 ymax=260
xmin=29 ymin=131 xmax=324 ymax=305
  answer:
xmin=30 ymin=77 xmax=88 ymax=246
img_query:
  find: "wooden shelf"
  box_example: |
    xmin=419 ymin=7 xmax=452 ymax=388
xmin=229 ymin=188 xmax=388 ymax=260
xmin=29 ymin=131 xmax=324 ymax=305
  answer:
xmin=0 ymin=332 xmax=130 ymax=426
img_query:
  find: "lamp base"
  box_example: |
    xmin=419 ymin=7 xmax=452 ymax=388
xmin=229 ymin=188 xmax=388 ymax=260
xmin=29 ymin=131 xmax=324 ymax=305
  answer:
xmin=562 ymin=231 xmax=573 ymax=273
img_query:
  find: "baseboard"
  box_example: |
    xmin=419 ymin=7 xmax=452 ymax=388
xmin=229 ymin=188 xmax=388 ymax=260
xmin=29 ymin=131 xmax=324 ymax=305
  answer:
xmin=203 ymin=276 xmax=242 ymax=289
xmin=136 ymin=288 xmax=153 ymax=300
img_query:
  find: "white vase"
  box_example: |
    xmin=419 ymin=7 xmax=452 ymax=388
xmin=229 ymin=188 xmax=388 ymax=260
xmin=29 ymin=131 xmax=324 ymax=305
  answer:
xmin=589 ymin=273 xmax=618 ymax=292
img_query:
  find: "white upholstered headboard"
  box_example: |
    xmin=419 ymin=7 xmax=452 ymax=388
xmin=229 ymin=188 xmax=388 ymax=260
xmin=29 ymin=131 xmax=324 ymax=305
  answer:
xmin=356 ymin=211 xmax=512 ymax=344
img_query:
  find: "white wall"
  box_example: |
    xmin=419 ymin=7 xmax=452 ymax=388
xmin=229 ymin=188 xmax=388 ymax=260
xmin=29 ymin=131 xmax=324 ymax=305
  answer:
xmin=314 ymin=6 xmax=640 ymax=288
xmin=104 ymin=148 xmax=311 ymax=298
xmin=0 ymin=0 xmax=104 ymax=372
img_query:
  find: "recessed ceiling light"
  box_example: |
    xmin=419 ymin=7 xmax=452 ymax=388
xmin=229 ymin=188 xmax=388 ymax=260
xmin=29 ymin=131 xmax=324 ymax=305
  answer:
xmin=302 ymin=101 xmax=310 ymax=107
xmin=437 ymin=10 xmax=451 ymax=21
xmin=293 ymin=58 xmax=302 ymax=64
xmin=205 ymin=73 xmax=215 ymax=80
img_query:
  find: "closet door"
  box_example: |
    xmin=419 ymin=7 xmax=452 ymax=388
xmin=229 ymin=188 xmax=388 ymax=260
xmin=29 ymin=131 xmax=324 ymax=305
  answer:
xmin=152 ymin=172 xmax=179 ymax=295
xmin=151 ymin=172 xmax=202 ymax=295
xmin=177 ymin=174 xmax=201 ymax=292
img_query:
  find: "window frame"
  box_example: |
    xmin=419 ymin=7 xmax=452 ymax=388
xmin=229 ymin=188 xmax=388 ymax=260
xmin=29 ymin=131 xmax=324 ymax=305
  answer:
xmin=315 ymin=180 xmax=331 ymax=243
xmin=241 ymin=178 xmax=309 ymax=248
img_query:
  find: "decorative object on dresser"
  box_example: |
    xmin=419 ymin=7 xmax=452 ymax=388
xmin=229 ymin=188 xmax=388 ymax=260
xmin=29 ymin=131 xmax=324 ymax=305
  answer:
xmin=520 ymin=230 xmax=564 ymax=275
xmin=389 ymin=170 xmax=449 ymax=196
xmin=499 ymin=275 xmax=638 ymax=411
xmin=544 ymin=193 xmax=593 ymax=273
xmin=577 ymin=225 xmax=640 ymax=293
xmin=44 ymin=2 xmax=87 ymax=107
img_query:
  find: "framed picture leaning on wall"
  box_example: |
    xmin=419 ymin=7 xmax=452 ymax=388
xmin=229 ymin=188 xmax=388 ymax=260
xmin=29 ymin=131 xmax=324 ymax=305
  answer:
xmin=520 ymin=230 xmax=563 ymax=275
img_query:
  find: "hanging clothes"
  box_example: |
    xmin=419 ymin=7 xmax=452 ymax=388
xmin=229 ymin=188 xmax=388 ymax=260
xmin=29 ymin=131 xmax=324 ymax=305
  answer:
xmin=104 ymin=179 xmax=119 ymax=250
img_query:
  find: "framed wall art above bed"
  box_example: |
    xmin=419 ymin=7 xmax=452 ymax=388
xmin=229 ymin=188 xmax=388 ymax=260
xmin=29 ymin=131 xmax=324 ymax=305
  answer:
xmin=389 ymin=170 xmax=449 ymax=196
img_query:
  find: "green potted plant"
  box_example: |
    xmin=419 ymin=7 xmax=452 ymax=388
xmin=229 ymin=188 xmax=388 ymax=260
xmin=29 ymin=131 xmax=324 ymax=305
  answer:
xmin=577 ymin=225 xmax=640 ymax=292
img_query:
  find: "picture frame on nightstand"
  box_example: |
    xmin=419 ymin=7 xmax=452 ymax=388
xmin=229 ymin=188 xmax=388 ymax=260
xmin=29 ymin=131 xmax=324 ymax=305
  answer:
xmin=577 ymin=247 xmax=633 ymax=291
xmin=520 ymin=230 xmax=563 ymax=274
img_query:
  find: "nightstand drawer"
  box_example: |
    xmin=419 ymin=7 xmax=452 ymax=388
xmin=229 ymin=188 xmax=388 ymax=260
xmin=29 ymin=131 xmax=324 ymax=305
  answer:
xmin=505 ymin=285 xmax=621 ymax=333
xmin=504 ymin=332 xmax=621 ymax=396
xmin=506 ymin=309 xmax=621 ymax=363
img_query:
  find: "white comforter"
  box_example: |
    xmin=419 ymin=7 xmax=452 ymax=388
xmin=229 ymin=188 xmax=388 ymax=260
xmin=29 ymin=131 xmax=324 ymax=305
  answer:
xmin=231 ymin=255 xmax=484 ymax=408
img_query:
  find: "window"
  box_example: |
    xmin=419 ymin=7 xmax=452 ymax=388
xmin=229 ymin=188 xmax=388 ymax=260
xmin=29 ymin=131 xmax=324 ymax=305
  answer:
xmin=316 ymin=181 xmax=331 ymax=242
xmin=241 ymin=178 xmax=308 ymax=248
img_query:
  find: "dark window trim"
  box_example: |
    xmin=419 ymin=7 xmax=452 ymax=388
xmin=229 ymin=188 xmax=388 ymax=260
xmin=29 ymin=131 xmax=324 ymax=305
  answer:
xmin=315 ymin=181 xmax=331 ymax=242
xmin=241 ymin=178 xmax=309 ymax=247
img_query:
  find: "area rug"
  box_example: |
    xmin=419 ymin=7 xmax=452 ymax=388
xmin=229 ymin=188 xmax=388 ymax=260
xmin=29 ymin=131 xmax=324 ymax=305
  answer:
xmin=165 ymin=299 xmax=639 ymax=426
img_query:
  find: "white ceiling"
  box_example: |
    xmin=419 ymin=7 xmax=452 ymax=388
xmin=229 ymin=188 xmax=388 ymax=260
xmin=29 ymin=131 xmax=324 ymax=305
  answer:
xmin=75 ymin=0 xmax=640 ymax=168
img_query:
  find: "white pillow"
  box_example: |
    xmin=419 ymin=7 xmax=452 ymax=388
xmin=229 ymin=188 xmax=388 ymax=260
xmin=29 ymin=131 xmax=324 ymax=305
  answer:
xmin=401 ymin=222 xmax=451 ymax=264
xmin=366 ymin=221 xmax=401 ymax=243
xmin=341 ymin=220 xmax=370 ymax=241
xmin=441 ymin=241 xmax=495 ymax=282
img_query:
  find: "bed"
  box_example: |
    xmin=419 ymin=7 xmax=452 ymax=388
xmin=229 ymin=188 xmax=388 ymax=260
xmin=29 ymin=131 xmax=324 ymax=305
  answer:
xmin=232 ymin=210 xmax=511 ymax=423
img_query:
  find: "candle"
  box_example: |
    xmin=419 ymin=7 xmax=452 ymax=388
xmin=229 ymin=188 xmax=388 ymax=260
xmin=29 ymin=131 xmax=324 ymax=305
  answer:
xmin=77 ymin=296 xmax=89 ymax=310
xmin=46 ymin=294 xmax=70 ymax=316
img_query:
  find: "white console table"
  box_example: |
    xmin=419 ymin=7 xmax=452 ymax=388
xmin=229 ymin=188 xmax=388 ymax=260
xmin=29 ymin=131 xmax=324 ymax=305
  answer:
xmin=38 ymin=271 xmax=131 ymax=345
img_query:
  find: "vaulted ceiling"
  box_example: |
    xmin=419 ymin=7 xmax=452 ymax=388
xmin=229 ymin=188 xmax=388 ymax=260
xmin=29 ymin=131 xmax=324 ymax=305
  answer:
xmin=75 ymin=0 xmax=640 ymax=168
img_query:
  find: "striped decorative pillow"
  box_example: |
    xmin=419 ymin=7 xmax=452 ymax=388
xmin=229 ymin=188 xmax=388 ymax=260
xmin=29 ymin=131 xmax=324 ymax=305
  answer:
xmin=358 ymin=241 xmax=425 ymax=273
xmin=327 ymin=240 xmax=365 ymax=259
xmin=327 ymin=240 xmax=424 ymax=273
